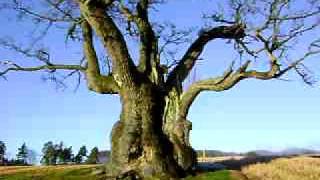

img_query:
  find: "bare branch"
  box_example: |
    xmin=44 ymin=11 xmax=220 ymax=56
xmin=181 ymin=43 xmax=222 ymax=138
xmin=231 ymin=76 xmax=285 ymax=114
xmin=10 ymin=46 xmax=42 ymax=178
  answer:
xmin=275 ymin=49 xmax=320 ymax=82
xmin=157 ymin=23 xmax=193 ymax=66
xmin=179 ymin=62 xmax=235 ymax=118
xmin=166 ymin=24 xmax=246 ymax=89
xmin=0 ymin=62 xmax=85 ymax=77
xmin=179 ymin=43 xmax=319 ymax=119
xmin=8 ymin=0 xmax=76 ymax=23
xmin=44 ymin=0 xmax=77 ymax=21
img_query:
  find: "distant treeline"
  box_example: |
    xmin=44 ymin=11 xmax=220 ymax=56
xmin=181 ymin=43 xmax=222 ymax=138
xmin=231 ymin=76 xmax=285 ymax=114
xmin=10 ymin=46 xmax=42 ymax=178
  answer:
xmin=0 ymin=140 xmax=102 ymax=166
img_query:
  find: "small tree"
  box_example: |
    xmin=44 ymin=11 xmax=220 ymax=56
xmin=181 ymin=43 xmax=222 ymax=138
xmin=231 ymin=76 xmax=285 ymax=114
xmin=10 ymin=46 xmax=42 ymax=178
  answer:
xmin=74 ymin=146 xmax=87 ymax=164
xmin=0 ymin=141 xmax=6 ymax=165
xmin=16 ymin=143 xmax=28 ymax=165
xmin=41 ymin=141 xmax=57 ymax=165
xmin=86 ymin=147 xmax=99 ymax=164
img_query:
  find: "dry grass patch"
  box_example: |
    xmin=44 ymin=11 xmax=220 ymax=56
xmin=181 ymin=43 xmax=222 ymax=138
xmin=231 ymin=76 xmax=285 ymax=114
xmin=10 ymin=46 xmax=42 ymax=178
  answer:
xmin=242 ymin=156 xmax=320 ymax=180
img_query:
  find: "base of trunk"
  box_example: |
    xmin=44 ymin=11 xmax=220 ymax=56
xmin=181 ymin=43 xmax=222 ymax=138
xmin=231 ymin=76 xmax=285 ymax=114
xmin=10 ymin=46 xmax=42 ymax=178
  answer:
xmin=105 ymin=162 xmax=182 ymax=180
xmin=105 ymin=120 xmax=196 ymax=180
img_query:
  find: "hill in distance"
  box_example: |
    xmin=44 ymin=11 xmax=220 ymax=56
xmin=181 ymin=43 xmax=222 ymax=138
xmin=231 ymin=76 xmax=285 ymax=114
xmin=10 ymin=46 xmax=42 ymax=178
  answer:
xmin=196 ymin=148 xmax=320 ymax=157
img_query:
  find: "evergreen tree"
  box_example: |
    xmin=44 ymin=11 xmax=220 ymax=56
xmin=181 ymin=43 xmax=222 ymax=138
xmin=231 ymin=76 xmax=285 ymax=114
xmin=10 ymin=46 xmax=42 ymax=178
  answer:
xmin=86 ymin=147 xmax=99 ymax=164
xmin=0 ymin=141 xmax=6 ymax=165
xmin=64 ymin=146 xmax=74 ymax=163
xmin=16 ymin=143 xmax=28 ymax=165
xmin=60 ymin=146 xmax=73 ymax=164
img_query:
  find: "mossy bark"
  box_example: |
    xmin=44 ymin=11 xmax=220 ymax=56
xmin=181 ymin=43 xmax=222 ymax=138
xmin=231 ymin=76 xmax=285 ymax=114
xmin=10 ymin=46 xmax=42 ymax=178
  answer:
xmin=106 ymin=85 xmax=196 ymax=179
xmin=163 ymin=89 xmax=197 ymax=172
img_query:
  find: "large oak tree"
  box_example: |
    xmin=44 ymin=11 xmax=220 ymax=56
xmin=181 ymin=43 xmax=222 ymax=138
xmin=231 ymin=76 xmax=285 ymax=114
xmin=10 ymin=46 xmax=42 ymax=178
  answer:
xmin=1 ymin=0 xmax=319 ymax=179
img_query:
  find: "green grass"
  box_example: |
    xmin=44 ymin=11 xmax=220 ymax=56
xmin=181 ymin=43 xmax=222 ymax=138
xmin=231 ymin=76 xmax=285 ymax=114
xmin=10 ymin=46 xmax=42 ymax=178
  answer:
xmin=0 ymin=166 xmax=104 ymax=180
xmin=184 ymin=170 xmax=232 ymax=180
xmin=0 ymin=166 xmax=234 ymax=180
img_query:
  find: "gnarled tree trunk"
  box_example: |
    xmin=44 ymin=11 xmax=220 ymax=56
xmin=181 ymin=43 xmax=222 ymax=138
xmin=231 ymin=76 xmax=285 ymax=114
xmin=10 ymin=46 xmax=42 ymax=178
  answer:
xmin=107 ymin=84 xmax=196 ymax=179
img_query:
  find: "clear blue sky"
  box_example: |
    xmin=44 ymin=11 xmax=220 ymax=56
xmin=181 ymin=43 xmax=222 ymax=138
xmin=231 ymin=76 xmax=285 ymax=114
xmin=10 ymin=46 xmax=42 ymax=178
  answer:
xmin=1 ymin=1 xmax=320 ymax=159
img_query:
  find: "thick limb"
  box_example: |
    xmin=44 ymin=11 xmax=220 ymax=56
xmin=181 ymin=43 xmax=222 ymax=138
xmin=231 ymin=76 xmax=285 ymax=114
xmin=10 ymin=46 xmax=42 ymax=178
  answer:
xmin=79 ymin=1 xmax=138 ymax=89
xmin=81 ymin=19 xmax=119 ymax=94
xmin=166 ymin=24 xmax=245 ymax=89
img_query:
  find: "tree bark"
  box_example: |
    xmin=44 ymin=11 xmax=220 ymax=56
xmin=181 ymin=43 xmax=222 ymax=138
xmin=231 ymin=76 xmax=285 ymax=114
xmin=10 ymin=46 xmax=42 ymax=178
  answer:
xmin=106 ymin=84 xmax=196 ymax=179
xmin=163 ymin=88 xmax=197 ymax=172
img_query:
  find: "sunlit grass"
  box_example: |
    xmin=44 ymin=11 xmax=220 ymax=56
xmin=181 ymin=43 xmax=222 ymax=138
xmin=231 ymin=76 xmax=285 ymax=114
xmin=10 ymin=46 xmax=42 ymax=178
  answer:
xmin=0 ymin=166 xmax=237 ymax=180
xmin=0 ymin=165 xmax=103 ymax=180
xmin=184 ymin=170 xmax=232 ymax=180
xmin=242 ymin=156 xmax=320 ymax=180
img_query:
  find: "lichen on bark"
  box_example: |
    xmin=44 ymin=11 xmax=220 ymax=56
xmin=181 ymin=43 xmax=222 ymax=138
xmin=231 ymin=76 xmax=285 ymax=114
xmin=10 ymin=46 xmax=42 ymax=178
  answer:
xmin=106 ymin=84 xmax=192 ymax=179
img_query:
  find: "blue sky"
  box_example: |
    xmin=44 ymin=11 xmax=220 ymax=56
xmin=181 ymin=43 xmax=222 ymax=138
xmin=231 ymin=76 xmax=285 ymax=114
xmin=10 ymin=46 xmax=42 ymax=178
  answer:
xmin=1 ymin=1 xmax=320 ymax=158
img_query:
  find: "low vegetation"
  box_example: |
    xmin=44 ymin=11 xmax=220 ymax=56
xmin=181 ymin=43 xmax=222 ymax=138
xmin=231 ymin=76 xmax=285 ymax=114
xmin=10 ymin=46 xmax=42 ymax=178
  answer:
xmin=0 ymin=165 xmax=104 ymax=180
xmin=185 ymin=170 xmax=231 ymax=180
xmin=242 ymin=156 xmax=320 ymax=180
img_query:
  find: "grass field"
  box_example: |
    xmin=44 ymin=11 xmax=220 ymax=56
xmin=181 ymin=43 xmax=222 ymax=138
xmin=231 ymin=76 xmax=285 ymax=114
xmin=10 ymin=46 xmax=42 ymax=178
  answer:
xmin=185 ymin=170 xmax=247 ymax=180
xmin=0 ymin=165 xmax=238 ymax=180
xmin=1 ymin=156 xmax=320 ymax=180
xmin=185 ymin=170 xmax=231 ymax=180
xmin=242 ymin=156 xmax=320 ymax=180
xmin=0 ymin=165 xmax=239 ymax=180
xmin=0 ymin=165 xmax=104 ymax=180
